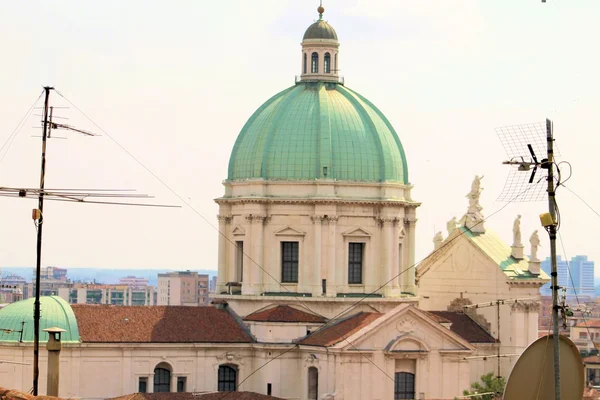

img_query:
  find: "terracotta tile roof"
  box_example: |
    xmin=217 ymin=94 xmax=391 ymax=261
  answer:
xmin=429 ymin=311 xmax=497 ymax=343
xmin=71 ymin=305 xmax=253 ymax=343
xmin=300 ymin=312 xmax=383 ymax=347
xmin=244 ymin=305 xmax=326 ymax=323
xmin=110 ymin=392 xmax=284 ymax=400
xmin=583 ymin=355 xmax=600 ymax=364
xmin=575 ymin=320 xmax=600 ymax=328
xmin=0 ymin=387 xmax=62 ymax=400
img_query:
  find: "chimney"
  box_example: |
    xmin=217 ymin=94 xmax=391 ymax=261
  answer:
xmin=43 ymin=327 xmax=66 ymax=397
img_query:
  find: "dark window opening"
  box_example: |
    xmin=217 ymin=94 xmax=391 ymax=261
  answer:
xmin=236 ymin=241 xmax=244 ymax=282
xmin=303 ymin=53 xmax=307 ymax=74
xmin=308 ymin=367 xmax=318 ymax=400
xmin=154 ymin=367 xmax=171 ymax=393
xmin=324 ymin=53 xmax=331 ymax=73
xmin=177 ymin=377 xmax=186 ymax=393
xmin=348 ymin=243 xmax=364 ymax=284
xmin=218 ymin=365 xmax=237 ymax=392
xmin=282 ymin=242 xmax=299 ymax=283
xmin=311 ymin=52 xmax=319 ymax=73
xmin=267 ymin=383 xmax=272 ymax=396
xmin=394 ymin=372 xmax=415 ymax=400
xmin=138 ymin=377 xmax=148 ymax=393
xmin=322 ymin=279 xmax=326 ymax=294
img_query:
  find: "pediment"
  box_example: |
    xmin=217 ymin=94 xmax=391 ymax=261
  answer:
xmin=398 ymin=227 xmax=406 ymax=239
xmin=342 ymin=227 xmax=372 ymax=237
xmin=338 ymin=305 xmax=474 ymax=353
xmin=274 ymin=226 xmax=306 ymax=237
xmin=231 ymin=226 xmax=245 ymax=236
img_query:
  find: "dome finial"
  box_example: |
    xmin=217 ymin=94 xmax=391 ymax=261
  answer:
xmin=317 ymin=1 xmax=325 ymax=20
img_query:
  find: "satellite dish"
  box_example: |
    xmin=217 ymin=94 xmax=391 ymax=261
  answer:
xmin=504 ymin=334 xmax=583 ymax=400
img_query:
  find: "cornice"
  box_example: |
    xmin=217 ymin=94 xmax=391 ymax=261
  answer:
xmin=216 ymin=197 xmax=420 ymax=208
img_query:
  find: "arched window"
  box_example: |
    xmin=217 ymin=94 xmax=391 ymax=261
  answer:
xmin=308 ymin=367 xmax=318 ymax=399
xmin=311 ymin=52 xmax=319 ymax=73
xmin=218 ymin=365 xmax=237 ymax=392
xmin=303 ymin=53 xmax=307 ymax=74
xmin=154 ymin=363 xmax=172 ymax=393
xmin=394 ymin=372 xmax=415 ymax=400
xmin=324 ymin=53 xmax=331 ymax=73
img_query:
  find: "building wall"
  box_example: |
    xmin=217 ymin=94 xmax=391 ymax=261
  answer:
xmin=216 ymin=179 xmax=419 ymax=312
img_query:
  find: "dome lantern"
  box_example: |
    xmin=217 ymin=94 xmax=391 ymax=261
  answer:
xmin=300 ymin=4 xmax=340 ymax=83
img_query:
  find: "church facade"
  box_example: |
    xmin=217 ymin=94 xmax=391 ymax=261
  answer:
xmin=0 ymin=5 xmax=545 ymax=400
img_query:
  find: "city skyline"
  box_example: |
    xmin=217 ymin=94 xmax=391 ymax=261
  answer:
xmin=1 ymin=1 xmax=599 ymax=275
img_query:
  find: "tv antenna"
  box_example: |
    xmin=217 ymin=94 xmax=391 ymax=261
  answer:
xmin=3 ymin=86 xmax=179 ymax=395
xmin=496 ymin=119 xmax=564 ymax=399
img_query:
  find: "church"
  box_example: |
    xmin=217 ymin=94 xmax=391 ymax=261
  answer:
xmin=0 ymin=5 xmax=547 ymax=400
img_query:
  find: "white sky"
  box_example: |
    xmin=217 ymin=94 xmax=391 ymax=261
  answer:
xmin=0 ymin=0 xmax=598 ymax=277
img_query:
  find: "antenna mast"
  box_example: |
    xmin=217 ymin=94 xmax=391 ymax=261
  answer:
xmin=32 ymin=86 xmax=53 ymax=396
xmin=497 ymin=118 xmax=562 ymax=400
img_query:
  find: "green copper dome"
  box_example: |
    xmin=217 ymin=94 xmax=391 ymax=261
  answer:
xmin=0 ymin=296 xmax=80 ymax=343
xmin=228 ymin=82 xmax=408 ymax=183
xmin=303 ymin=20 xmax=338 ymax=40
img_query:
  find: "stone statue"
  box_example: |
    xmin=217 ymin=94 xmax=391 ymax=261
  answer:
xmin=446 ymin=217 xmax=458 ymax=236
xmin=530 ymin=230 xmax=541 ymax=261
xmin=513 ymin=215 xmax=522 ymax=247
xmin=470 ymin=175 xmax=484 ymax=196
xmin=433 ymin=231 xmax=444 ymax=250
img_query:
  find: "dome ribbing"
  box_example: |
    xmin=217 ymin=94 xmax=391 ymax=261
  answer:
xmin=227 ymin=82 xmax=408 ymax=183
xmin=303 ymin=20 xmax=338 ymax=40
xmin=0 ymin=296 xmax=80 ymax=343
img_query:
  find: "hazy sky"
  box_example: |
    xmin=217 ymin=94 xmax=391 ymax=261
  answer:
xmin=0 ymin=0 xmax=598 ymax=278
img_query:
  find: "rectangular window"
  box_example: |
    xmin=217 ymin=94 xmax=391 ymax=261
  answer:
xmin=177 ymin=377 xmax=186 ymax=392
xmin=267 ymin=383 xmax=272 ymax=395
xmin=580 ymin=332 xmax=588 ymax=339
xmin=236 ymin=241 xmax=244 ymax=282
xmin=348 ymin=243 xmax=364 ymax=284
xmin=281 ymin=242 xmax=299 ymax=283
xmin=138 ymin=377 xmax=148 ymax=393
xmin=394 ymin=372 xmax=415 ymax=399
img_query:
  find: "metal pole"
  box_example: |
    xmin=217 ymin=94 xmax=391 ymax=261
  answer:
xmin=497 ymin=300 xmax=501 ymax=379
xmin=546 ymin=118 xmax=561 ymax=400
xmin=33 ymin=86 xmax=52 ymax=395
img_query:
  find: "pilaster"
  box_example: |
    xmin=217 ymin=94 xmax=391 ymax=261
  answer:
xmin=326 ymin=215 xmax=338 ymax=297
xmin=312 ymin=215 xmax=325 ymax=296
xmin=242 ymin=214 xmax=267 ymax=295
xmin=216 ymin=215 xmax=232 ymax=293
xmin=402 ymin=214 xmax=417 ymax=295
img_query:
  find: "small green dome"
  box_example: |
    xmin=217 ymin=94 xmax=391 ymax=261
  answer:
xmin=303 ymin=20 xmax=338 ymax=40
xmin=228 ymin=82 xmax=408 ymax=183
xmin=0 ymin=296 xmax=80 ymax=343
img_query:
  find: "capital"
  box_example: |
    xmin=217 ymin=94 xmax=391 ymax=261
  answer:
xmin=326 ymin=215 xmax=339 ymax=224
xmin=245 ymin=214 xmax=268 ymax=224
xmin=311 ymin=215 xmax=325 ymax=224
xmin=217 ymin=215 xmax=232 ymax=224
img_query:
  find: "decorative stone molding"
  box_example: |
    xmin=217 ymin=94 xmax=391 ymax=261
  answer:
xmin=217 ymin=215 xmax=232 ymax=224
xmin=403 ymin=216 xmax=417 ymax=226
xmin=311 ymin=215 xmax=325 ymax=224
xmin=510 ymin=301 xmax=540 ymax=312
xmin=213 ymin=352 xmax=245 ymax=370
xmin=326 ymin=215 xmax=339 ymax=224
xmin=244 ymin=214 xmax=269 ymax=224
xmin=215 ymin=197 xmax=421 ymax=208
xmin=377 ymin=217 xmax=400 ymax=227
xmin=274 ymin=226 xmax=306 ymax=237
xmin=304 ymin=353 xmax=320 ymax=368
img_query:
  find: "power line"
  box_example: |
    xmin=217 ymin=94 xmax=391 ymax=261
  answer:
xmin=562 ymin=184 xmax=600 ymax=220
xmin=54 ymin=90 xmax=537 ymax=396
xmin=0 ymin=90 xmax=44 ymax=166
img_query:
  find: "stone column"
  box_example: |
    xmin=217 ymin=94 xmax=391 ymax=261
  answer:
xmin=216 ymin=215 xmax=231 ymax=293
xmin=326 ymin=216 xmax=338 ymax=297
xmin=312 ymin=215 xmax=324 ymax=297
xmin=392 ymin=218 xmax=401 ymax=292
xmin=148 ymin=374 xmax=154 ymax=393
xmin=245 ymin=215 xmax=266 ymax=295
xmin=242 ymin=215 xmax=253 ymax=295
xmin=171 ymin=374 xmax=177 ymax=393
xmin=402 ymin=215 xmax=417 ymax=295
xmin=379 ymin=218 xmax=395 ymax=296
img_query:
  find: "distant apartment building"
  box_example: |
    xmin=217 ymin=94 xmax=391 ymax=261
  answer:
xmin=157 ymin=271 xmax=209 ymax=306
xmin=541 ymin=255 xmax=595 ymax=298
xmin=119 ymin=276 xmax=149 ymax=289
xmin=0 ymin=274 xmax=29 ymax=300
xmin=209 ymin=275 xmax=217 ymax=293
xmin=58 ymin=283 xmax=156 ymax=305
xmin=38 ymin=266 xmax=68 ymax=282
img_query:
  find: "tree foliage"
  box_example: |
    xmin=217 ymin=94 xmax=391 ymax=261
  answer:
xmin=462 ymin=372 xmax=505 ymax=400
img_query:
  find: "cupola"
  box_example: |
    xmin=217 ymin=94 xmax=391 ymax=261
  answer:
xmin=300 ymin=5 xmax=340 ymax=82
